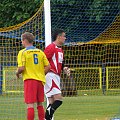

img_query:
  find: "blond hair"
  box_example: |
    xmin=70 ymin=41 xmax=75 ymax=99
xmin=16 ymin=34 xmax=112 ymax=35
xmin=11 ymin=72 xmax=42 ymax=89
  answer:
xmin=21 ymin=32 xmax=35 ymax=43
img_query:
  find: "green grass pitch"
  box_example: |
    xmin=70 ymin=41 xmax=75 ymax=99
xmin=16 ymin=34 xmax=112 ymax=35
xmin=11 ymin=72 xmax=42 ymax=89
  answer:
xmin=0 ymin=91 xmax=120 ymax=120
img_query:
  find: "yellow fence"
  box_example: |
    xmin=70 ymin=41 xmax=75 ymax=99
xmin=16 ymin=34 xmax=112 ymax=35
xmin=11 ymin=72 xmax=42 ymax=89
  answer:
xmin=2 ymin=66 xmax=23 ymax=93
xmin=2 ymin=66 xmax=120 ymax=93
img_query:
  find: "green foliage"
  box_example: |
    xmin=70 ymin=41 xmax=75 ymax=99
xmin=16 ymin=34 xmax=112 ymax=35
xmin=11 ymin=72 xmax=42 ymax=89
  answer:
xmin=0 ymin=0 xmax=119 ymax=30
xmin=50 ymin=0 xmax=120 ymax=42
xmin=0 ymin=0 xmax=43 ymax=28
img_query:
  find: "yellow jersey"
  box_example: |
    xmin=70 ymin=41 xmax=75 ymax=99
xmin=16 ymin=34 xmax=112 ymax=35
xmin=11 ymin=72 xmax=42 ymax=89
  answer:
xmin=17 ymin=46 xmax=49 ymax=83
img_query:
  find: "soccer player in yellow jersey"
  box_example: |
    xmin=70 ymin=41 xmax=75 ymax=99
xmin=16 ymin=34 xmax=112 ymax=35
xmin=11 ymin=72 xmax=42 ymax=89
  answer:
xmin=16 ymin=32 xmax=50 ymax=120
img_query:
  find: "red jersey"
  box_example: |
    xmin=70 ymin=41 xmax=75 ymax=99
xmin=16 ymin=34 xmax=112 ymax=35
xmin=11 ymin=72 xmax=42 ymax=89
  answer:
xmin=44 ymin=42 xmax=64 ymax=75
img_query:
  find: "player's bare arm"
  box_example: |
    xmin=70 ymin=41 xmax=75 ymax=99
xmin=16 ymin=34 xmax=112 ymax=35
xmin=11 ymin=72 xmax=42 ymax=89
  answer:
xmin=44 ymin=64 xmax=50 ymax=75
xmin=16 ymin=66 xmax=25 ymax=78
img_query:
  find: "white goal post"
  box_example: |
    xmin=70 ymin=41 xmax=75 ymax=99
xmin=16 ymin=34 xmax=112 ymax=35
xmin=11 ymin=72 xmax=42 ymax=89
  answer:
xmin=44 ymin=0 xmax=52 ymax=47
xmin=44 ymin=0 xmax=53 ymax=120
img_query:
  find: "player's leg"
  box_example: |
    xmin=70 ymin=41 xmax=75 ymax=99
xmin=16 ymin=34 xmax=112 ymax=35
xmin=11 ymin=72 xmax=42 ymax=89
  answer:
xmin=27 ymin=104 xmax=34 ymax=120
xmin=37 ymin=81 xmax=45 ymax=120
xmin=46 ymin=93 xmax=63 ymax=119
xmin=44 ymin=73 xmax=54 ymax=120
xmin=24 ymin=80 xmax=38 ymax=120
xmin=44 ymin=72 xmax=62 ymax=120
xmin=52 ymin=93 xmax=63 ymax=112
xmin=45 ymin=97 xmax=54 ymax=120
xmin=37 ymin=102 xmax=45 ymax=120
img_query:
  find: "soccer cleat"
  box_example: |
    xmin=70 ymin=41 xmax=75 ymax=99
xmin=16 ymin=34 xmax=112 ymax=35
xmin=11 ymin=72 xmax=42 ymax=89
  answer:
xmin=45 ymin=107 xmax=53 ymax=120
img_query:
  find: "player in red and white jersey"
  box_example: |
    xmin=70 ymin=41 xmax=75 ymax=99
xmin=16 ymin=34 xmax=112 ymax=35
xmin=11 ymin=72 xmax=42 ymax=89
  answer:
xmin=44 ymin=42 xmax=64 ymax=75
xmin=44 ymin=29 xmax=70 ymax=120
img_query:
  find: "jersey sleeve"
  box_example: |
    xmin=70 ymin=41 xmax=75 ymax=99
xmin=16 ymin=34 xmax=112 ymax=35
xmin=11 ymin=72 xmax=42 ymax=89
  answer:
xmin=17 ymin=50 xmax=26 ymax=67
xmin=44 ymin=44 xmax=54 ymax=59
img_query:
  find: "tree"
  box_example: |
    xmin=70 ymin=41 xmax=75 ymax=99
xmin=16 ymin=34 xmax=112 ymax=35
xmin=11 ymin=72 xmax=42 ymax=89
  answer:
xmin=0 ymin=0 xmax=119 ymax=43
xmin=0 ymin=0 xmax=42 ymax=28
xmin=51 ymin=0 xmax=120 ymax=42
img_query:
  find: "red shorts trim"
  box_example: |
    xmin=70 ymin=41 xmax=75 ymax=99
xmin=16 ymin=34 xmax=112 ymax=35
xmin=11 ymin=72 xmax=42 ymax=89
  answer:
xmin=24 ymin=79 xmax=44 ymax=104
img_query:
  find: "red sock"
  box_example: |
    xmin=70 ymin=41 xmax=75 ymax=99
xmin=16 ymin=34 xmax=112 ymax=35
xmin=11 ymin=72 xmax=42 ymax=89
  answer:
xmin=27 ymin=108 xmax=34 ymax=120
xmin=37 ymin=106 xmax=45 ymax=120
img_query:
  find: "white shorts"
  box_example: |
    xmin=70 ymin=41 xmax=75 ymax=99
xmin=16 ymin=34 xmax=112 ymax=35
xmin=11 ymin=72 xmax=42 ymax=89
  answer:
xmin=44 ymin=72 xmax=61 ymax=98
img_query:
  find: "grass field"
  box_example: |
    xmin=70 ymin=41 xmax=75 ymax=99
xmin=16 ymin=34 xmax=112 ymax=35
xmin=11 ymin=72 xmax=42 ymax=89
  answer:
xmin=55 ymin=96 xmax=120 ymax=120
xmin=0 ymin=91 xmax=120 ymax=120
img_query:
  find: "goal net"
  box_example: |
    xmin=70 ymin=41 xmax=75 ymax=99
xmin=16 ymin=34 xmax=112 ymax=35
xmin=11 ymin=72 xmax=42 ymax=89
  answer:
xmin=0 ymin=2 xmax=44 ymax=119
xmin=50 ymin=0 xmax=120 ymax=96
xmin=50 ymin=0 xmax=120 ymax=120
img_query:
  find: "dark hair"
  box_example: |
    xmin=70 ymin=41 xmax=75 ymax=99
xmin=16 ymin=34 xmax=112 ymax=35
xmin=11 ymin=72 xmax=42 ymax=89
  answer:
xmin=52 ymin=29 xmax=65 ymax=41
xmin=21 ymin=32 xmax=35 ymax=43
